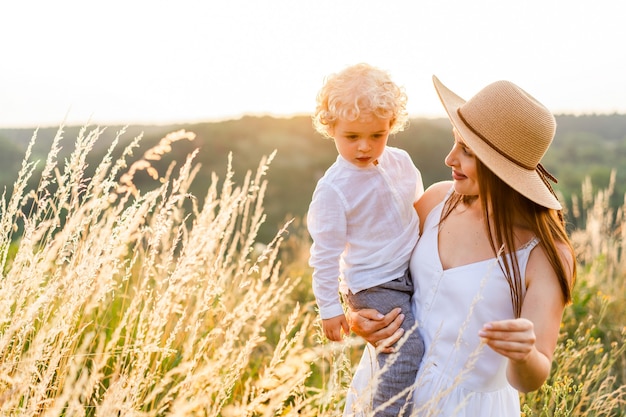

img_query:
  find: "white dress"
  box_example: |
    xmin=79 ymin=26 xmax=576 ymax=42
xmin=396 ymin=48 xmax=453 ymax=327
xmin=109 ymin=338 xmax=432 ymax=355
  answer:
xmin=345 ymin=191 xmax=538 ymax=417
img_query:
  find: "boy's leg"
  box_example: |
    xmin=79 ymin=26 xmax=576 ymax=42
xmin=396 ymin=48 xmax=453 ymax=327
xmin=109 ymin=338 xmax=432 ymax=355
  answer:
xmin=346 ymin=271 xmax=425 ymax=417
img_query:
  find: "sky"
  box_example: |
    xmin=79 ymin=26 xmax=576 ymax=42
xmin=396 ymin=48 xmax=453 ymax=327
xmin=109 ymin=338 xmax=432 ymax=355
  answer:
xmin=1 ymin=0 xmax=625 ymax=128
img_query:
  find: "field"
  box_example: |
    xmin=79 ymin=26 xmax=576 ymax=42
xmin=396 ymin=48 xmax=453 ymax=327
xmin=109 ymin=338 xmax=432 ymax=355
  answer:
xmin=0 ymin=127 xmax=624 ymax=416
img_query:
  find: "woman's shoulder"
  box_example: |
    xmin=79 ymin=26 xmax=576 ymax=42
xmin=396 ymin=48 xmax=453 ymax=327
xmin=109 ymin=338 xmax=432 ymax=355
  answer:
xmin=426 ymin=180 xmax=453 ymax=195
xmin=414 ymin=181 xmax=453 ymax=226
xmin=526 ymin=235 xmax=576 ymax=291
xmin=417 ymin=181 xmax=452 ymax=207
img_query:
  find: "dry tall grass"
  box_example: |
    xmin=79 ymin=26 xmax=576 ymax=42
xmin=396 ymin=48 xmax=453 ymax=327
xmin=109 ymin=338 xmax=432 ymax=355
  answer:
xmin=1 ymin=126 xmax=624 ymax=416
xmin=520 ymin=172 xmax=626 ymax=416
xmin=0 ymin=126 xmax=323 ymax=416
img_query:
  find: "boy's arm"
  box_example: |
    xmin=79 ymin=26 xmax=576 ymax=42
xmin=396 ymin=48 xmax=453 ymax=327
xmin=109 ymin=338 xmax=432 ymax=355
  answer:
xmin=307 ymin=184 xmax=348 ymax=320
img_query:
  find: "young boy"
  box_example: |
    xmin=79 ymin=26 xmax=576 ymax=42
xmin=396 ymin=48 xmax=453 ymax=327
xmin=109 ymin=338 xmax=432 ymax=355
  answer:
xmin=307 ymin=63 xmax=424 ymax=417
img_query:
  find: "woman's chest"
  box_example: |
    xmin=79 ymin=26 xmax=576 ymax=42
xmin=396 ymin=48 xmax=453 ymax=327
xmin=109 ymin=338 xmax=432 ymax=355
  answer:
xmin=437 ymin=214 xmax=494 ymax=270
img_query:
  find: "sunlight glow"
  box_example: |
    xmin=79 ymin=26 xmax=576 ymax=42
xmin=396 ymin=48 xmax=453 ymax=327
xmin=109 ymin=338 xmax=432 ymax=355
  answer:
xmin=0 ymin=0 xmax=624 ymax=127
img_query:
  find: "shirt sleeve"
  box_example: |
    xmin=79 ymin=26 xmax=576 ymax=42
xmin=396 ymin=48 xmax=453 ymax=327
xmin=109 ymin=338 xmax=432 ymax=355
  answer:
xmin=415 ymin=167 xmax=425 ymax=200
xmin=307 ymin=183 xmax=348 ymax=319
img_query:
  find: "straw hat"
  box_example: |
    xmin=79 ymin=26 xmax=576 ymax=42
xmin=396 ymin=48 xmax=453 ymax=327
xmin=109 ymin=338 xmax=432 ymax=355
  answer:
xmin=432 ymin=75 xmax=561 ymax=210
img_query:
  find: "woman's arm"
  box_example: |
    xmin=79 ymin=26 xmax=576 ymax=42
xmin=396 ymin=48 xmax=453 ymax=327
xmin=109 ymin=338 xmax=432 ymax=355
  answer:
xmin=478 ymin=241 xmax=574 ymax=392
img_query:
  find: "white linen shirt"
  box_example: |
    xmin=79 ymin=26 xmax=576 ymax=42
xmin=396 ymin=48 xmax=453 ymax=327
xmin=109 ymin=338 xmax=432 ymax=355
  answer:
xmin=307 ymin=146 xmax=423 ymax=319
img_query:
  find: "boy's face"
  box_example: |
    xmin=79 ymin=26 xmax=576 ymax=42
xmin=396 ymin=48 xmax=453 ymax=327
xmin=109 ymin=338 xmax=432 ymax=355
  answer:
xmin=330 ymin=116 xmax=391 ymax=168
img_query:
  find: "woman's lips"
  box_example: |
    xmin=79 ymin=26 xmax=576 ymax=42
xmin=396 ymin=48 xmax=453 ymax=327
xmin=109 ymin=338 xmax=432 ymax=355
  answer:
xmin=452 ymin=170 xmax=466 ymax=180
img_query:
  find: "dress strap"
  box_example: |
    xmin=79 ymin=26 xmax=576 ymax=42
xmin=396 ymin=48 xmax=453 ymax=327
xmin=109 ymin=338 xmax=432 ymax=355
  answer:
xmin=444 ymin=184 xmax=455 ymax=200
xmin=518 ymin=236 xmax=540 ymax=252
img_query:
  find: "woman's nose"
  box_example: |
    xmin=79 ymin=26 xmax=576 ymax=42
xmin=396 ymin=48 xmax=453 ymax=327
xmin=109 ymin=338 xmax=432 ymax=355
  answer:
xmin=444 ymin=148 xmax=456 ymax=167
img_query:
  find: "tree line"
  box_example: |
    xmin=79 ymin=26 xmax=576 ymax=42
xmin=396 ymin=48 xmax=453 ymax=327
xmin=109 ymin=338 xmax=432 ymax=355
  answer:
xmin=1 ymin=113 xmax=624 ymax=242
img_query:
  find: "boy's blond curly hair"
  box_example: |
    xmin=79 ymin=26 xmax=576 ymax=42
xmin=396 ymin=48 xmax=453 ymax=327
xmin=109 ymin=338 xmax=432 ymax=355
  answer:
xmin=312 ymin=63 xmax=409 ymax=139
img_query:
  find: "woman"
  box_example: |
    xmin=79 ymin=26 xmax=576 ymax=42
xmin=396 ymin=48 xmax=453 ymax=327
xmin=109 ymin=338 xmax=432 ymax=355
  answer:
xmin=344 ymin=76 xmax=576 ymax=416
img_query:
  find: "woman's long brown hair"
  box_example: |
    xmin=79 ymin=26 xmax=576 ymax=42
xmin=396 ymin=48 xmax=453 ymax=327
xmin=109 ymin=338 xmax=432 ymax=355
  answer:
xmin=441 ymin=160 xmax=576 ymax=318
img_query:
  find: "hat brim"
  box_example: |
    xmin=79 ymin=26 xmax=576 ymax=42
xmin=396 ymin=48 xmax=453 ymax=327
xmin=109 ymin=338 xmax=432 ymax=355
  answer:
xmin=432 ymin=75 xmax=562 ymax=210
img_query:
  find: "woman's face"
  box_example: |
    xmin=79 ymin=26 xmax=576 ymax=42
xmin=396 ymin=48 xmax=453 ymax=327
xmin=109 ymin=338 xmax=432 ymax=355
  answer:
xmin=330 ymin=116 xmax=391 ymax=168
xmin=445 ymin=129 xmax=479 ymax=196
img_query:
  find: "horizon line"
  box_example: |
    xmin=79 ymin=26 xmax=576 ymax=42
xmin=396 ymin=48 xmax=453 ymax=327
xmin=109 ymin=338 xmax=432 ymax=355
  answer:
xmin=1 ymin=110 xmax=625 ymax=130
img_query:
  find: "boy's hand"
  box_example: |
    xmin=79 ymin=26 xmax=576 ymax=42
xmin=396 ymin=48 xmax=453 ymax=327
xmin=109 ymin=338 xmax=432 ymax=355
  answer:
xmin=322 ymin=314 xmax=350 ymax=342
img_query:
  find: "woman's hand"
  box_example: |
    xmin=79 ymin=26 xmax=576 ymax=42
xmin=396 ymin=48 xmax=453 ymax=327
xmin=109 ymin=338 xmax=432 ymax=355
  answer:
xmin=479 ymin=317 xmax=554 ymax=393
xmin=348 ymin=307 xmax=405 ymax=353
xmin=478 ymin=318 xmax=536 ymax=362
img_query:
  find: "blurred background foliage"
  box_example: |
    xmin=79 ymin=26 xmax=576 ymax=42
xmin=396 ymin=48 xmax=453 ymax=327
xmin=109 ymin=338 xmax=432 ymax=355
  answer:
xmin=1 ymin=113 xmax=625 ymax=242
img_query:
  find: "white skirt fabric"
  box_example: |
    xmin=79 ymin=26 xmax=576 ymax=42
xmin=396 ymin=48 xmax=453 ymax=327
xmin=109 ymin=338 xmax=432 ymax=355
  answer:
xmin=344 ymin=344 xmax=521 ymax=417
xmin=343 ymin=190 xmax=538 ymax=416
